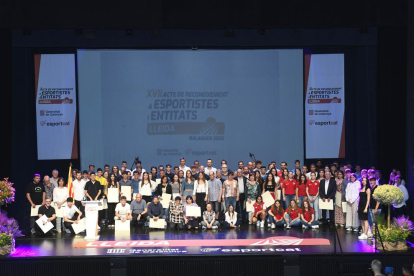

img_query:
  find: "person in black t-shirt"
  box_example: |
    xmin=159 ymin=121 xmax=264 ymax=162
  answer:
xmin=26 ymin=174 xmax=46 ymax=234
xmin=84 ymin=172 xmax=102 ymax=201
xmin=38 ymin=198 xmax=56 ymax=235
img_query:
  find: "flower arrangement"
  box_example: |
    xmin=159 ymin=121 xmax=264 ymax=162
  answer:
xmin=0 ymin=210 xmax=23 ymax=256
xmin=373 ymin=185 xmax=404 ymax=228
xmin=0 ymin=178 xmax=15 ymax=205
xmin=375 ymin=215 xmax=413 ymax=251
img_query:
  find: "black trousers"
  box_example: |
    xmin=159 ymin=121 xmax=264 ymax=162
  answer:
xmin=196 ymin=193 xmax=207 ymax=216
xmin=131 ymin=213 xmax=147 ymax=227
xmin=108 ymin=203 xmax=116 ymax=225
xmin=236 ymin=193 xmax=246 ymax=221
xmin=322 ymin=209 xmax=335 ymax=224
xmin=39 ymin=219 xmax=56 ymax=235
xmin=74 ymin=200 xmax=85 ymax=218
xmin=185 ymin=219 xmax=200 ymax=229
xmin=64 ymin=213 xmax=80 ymax=234
xmin=170 ymin=222 xmax=184 ymax=230
xmin=393 ymin=205 xmax=406 ymax=218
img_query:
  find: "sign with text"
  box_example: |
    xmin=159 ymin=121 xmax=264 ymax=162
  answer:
xmin=35 ymin=54 xmax=78 ymax=160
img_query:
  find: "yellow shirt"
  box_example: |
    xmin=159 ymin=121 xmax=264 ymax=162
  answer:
xmin=96 ymin=176 xmax=108 ymax=194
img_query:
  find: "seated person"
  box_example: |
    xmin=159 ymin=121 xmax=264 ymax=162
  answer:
xmin=183 ymin=195 xmax=200 ymax=230
xmin=201 ymin=203 xmax=219 ymax=230
xmin=300 ymin=200 xmax=319 ymax=229
xmin=146 ymin=196 xmax=167 ymax=227
xmin=115 ymin=196 xmax=132 ymax=223
xmin=169 ymin=196 xmax=184 ymax=230
xmin=222 ymin=204 xmax=240 ymax=228
xmin=130 ymin=194 xmax=147 ymax=227
xmin=38 ymin=197 xmax=56 ymax=235
xmin=284 ymin=200 xmax=301 ymax=229
xmin=63 ymin=197 xmax=83 ymax=234
xmin=252 ymin=195 xmax=266 ymax=228
xmin=268 ymin=200 xmax=285 ymax=229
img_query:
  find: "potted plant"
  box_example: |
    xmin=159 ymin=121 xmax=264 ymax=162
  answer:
xmin=373 ymin=185 xmax=405 ymax=228
xmin=374 ymin=215 xmax=413 ymax=251
xmin=0 ymin=210 xmax=24 ymax=256
xmin=0 ymin=178 xmax=15 ymax=207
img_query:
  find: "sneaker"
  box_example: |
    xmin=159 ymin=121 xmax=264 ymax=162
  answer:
xmin=268 ymin=223 xmax=271 ymax=228
xmin=256 ymin=221 xmax=260 ymax=227
xmin=97 ymin=225 xmax=101 ymax=230
xmin=367 ymin=230 xmax=373 ymax=237
xmin=260 ymin=221 xmax=264 ymax=228
xmin=284 ymin=224 xmax=286 ymax=227
xmin=31 ymin=228 xmax=36 ymax=234
xmin=65 ymin=229 xmax=71 ymax=234
xmin=271 ymin=223 xmax=275 ymax=229
xmin=353 ymin=228 xmax=359 ymax=232
xmin=286 ymin=224 xmax=291 ymax=229
xmin=202 ymin=226 xmax=206 ymax=229
xmin=358 ymin=234 xmax=368 ymax=240
xmin=346 ymin=227 xmax=352 ymax=231
xmin=311 ymin=225 xmax=319 ymax=229
xmin=249 ymin=221 xmax=252 ymax=225
xmin=212 ymin=226 xmax=218 ymax=229
xmin=302 ymin=224 xmax=307 ymax=229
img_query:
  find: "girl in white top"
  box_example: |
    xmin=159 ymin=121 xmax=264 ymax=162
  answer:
xmin=140 ymin=172 xmax=153 ymax=206
xmin=193 ymin=172 xmax=208 ymax=215
xmin=223 ymin=204 xmax=240 ymax=228
xmin=345 ymin=173 xmax=360 ymax=231
xmin=53 ymin=177 xmax=69 ymax=233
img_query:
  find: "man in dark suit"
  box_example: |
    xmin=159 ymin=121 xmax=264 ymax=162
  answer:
xmin=375 ymin=170 xmax=387 ymax=185
xmin=319 ymin=171 xmax=336 ymax=226
xmin=235 ymin=169 xmax=248 ymax=222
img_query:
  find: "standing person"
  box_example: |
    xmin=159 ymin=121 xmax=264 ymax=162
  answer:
xmin=335 ymin=171 xmax=346 ymax=227
xmin=358 ymin=177 xmax=371 ymax=240
xmin=178 ymin=170 xmax=185 ymax=183
xmin=193 ymin=172 xmax=208 ymax=215
xmin=182 ymin=170 xmax=195 ymax=201
xmin=140 ymin=172 xmax=153 ymax=206
xmin=183 ymin=196 xmax=200 ymax=230
xmin=345 ymin=174 xmax=360 ymax=232
xmin=50 ymin=169 xmax=59 ymax=187
xmin=63 ymin=197 xmax=83 ymax=234
xmin=118 ymin=171 xmax=133 ymax=203
xmin=307 ymin=164 xmax=318 ymax=179
xmin=170 ymin=174 xmax=182 ymax=200
xmin=235 ymin=169 xmax=247 ymax=222
xmin=251 ymin=195 xmax=266 ymax=228
xmin=165 ymin=164 xmax=174 ymax=181
xmin=131 ymin=171 xmax=140 ymax=197
xmin=84 ymin=172 xmax=101 ymax=201
xmin=282 ymin=171 xmax=298 ymax=210
xmin=317 ymin=169 xmax=325 ymax=181
xmin=297 ymin=174 xmax=307 ymax=208
xmin=72 ymin=171 xmax=86 ymax=217
xmin=255 ymin=170 xmax=264 ymax=187
xmin=268 ymin=200 xmax=285 ymax=228
xmin=157 ymin=176 xmax=172 ymax=220
xmin=179 ymin=157 xmax=191 ymax=174
xmin=375 ymin=170 xmax=387 ymax=185
xmin=107 ymin=173 xmax=119 ymax=228
xmin=205 ymin=159 xmax=217 ymax=175
xmin=221 ymin=164 xmax=230 ymax=181
xmin=300 ymin=200 xmax=319 ymax=229
xmin=222 ymin=172 xmax=239 ymax=213
xmin=246 ymin=173 xmax=261 ymax=224
xmin=222 ymin=204 xmax=240 ymax=229
xmin=306 ymin=172 xmax=320 ymax=222
xmin=130 ymin=194 xmax=148 ymax=227
xmin=207 ymin=172 xmax=222 ymax=221
xmin=293 ymin=168 xmax=301 ymax=183
xmin=319 ymin=171 xmax=336 ymax=226
xmin=53 ymin=177 xmax=69 ymax=233
xmin=96 ymin=168 xmax=107 ymax=225
xmin=368 ymin=177 xmax=380 ymax=237
xmin=43 ymin=175 xmax=56 ymax=201
xmin=38 ymin=198 xmax=56 ymax=235
xmin=26 ymin=174 xmax=46 ymax=234
xmin=201 ymin=203 xmax=219 ymax=229
xmin=169 ymin=196 xmax=184 ymax=230
xmin=394 ymin=175 xmax=409 ymax=217
xmin=284 ymin=200 xmax=301 ymax=229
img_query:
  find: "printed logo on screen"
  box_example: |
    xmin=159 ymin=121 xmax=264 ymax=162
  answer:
xmin=40 ymin=110 xmax=45 ymax=116
xmin=40 ymin=121 xmax=71 ymax=127
xmin=309 ymin=120 xmax=315 ymax=125
xmin=157 ymin=149 xmax=163 ymax=156
xmin=309 ymin=110 xmax=313 ymax=115
xmin=38 ymin=87 xmax=74 ymax=104
xmin=40 ymin=120 xmax=46 ymax=126
xmin=39 ymin=110 xmax=63 ymax=117
xmin=309 ymin=120 xmax=338 ymax=126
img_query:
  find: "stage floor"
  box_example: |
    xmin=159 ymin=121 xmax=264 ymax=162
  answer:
xmin=10 ymin=223 xmax=410 ymax=258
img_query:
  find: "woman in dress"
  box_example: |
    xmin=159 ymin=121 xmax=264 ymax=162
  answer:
xmin=182 ymin=170 xmax=195 ymax=201
xmin=107 ymin=173 xmax=119 ymax=228
xmin=53 ymin=177 xmax=69 ymax=233
xmin=246 ymin=173 xmax=261 ymax=224
xmin=193 ymin=172 xmax=208 ymax=215
xmin=335 ymin=171 xmax=346 ymax=227
xmin=358 ymin=177 xmax=371 ymax=240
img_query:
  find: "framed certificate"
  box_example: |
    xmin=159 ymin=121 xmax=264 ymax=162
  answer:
xmin=115 ymin=219 xmax=130 ymax=231
xmin=108 ymin=188 xmax=119 ymax=203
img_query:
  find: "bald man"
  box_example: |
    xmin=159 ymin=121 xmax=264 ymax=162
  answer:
xmin=130 ymin=194 xmax=148 ymax=227
xmin=43 ymin=175 xmax=56 ymax=201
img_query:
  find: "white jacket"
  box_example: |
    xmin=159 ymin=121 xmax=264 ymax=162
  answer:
xmin=345 ymin=180 xmax=360 ymax=204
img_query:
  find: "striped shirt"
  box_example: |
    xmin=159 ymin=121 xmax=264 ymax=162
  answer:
xmin=208 ymin=178 xmax=222 ymax=201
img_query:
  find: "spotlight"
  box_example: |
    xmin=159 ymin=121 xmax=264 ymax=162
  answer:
xmin=125 ymin=29 xmax=133 ymax=36
xmin=22 ymin=29 xmax=32 ymax=36
xmin=257 ymin=29 xmax=265 ymax=35
xmin=75 ymin=29 xmax=83 ymax=36
xmin=152 ymin=29 xmax=160 ymax=39
xmin=224 ymin=29 xmax=235 ymax=38
xmin=86 ymin=29 xmax=95 ymax=39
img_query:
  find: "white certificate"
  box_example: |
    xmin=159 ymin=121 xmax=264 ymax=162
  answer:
xmin=335 ymin=192 xmax=342 ymax=207
xmin=54 ymin=204 xmax=65 ymax=218
xmin=160 ymin=193 xmax=171 ymax=208
xmin=71 ymin=218 xmax=86 ymax=234
xmin=156 ymin=179 xmax=161 ymax=184
xmin=319 ymin=199 xmax=334 ymax=210
xmin=31 ymin=205 xmax=41 ymax=216
xmin=102 ymin=199 xmax=108 ymax=209
xmin=108 ymin=188 xmax=119 ymax=203
xmin=115 ymin=219 xmax=130 ymax=231
xmin=342 ymin=202 xmax=347 ymax=213
xmin=121 ymin=186 xmax=132 ymax=201
xmin=186 ymin=206 xmax=201 ymax=217
xmin=36 ymin=215 xmax=54 ymax=233
xmin=150 ymin=218 xmax=165 ymax=229
xmin=276 ymin=190 xmax=282 ymax=201
xmin=246 ymin=200 xmax=256 ymax=212
xmin=262 ymin=191 xmax=275 ymax=207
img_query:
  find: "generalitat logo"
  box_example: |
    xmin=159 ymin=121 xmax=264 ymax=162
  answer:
xmin=309 ymin=120 xmax=338 ymax=126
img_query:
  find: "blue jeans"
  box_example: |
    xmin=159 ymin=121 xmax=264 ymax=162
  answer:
xmin=298 ymin=196 xmax=306 ymax=208
xmin=285 ymin=213 xmax=301 ymax=227
xmin=308 ymin=195 xmax=319 ymax=221
xmin=225 ymin=197 xmax=237 ymax=212
xmin=301 ymin=220 xmax=319 ymax=227
xmin=368 ymin=208 xmax=381 ymax=227
xmin=284 ymin=194 xmax=296 ymax=209
xmin=164 ymin=208 xmax=169 ymax=221
xmin=269 ymin=216 xmax=285 ymax=226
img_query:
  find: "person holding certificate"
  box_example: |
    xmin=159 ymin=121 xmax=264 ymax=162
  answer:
xmin=52 ymin=177 xmax=68 ymax=233
xmin=146 ymin=196 xmax=167 ymax=227
xmin=119 ymin=171 xmax=133 ymax=202
xmin=157 ymin=176 xmax=172 ymax=220
xmin=38 ymin=198 xmax=56 ymax=235
xmin=63 ymin=197 xmax=83 ymax=234
xmin=183 ymin=195 xmax=200 ymax=230
xmin=107 ymin=173 xmax=119 ymax=228
xmin=139 ymin=172 xmax=153 ymax=206
xmin=319 ymin=171 xmax=336 ymax=226
xmin=115 ymin=196 xmax=132 ymax=222
xmin=246 ymin=173 xmax=261 ymax=224
xmin=26 ymin=174 xmax=46 ymax=235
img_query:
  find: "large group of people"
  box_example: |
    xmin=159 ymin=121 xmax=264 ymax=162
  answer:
xmin=26 ymin=158 xmax=408 ymax=241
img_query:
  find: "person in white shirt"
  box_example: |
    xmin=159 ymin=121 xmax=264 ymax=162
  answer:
xmin=72 ymin=171 xmax=87 ymax=216
xmin=115 ymin=196 xmax=132 ymax=222
xmin=345 ymin=173 xmax=360 ymax=232
xmin=193 ymin=172 xmax=208 ymax=215
xmin=394 ymin=175 xmax=409 ymax=217
xmin=222 ymin=204 xmax=240 ymax=228
xmin=179 ymin=157 xmax=191 ymax=175
xmin=53 ymin=177 xmax=69 ymax=233
xmin=204 ymin=159 xmax=217 ymax=175
xmin=63 ymin=197 xmax=83 ymax=234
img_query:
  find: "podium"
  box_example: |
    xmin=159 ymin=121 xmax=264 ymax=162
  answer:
xmin=81 ymin=201 xmax=102 ymax=240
